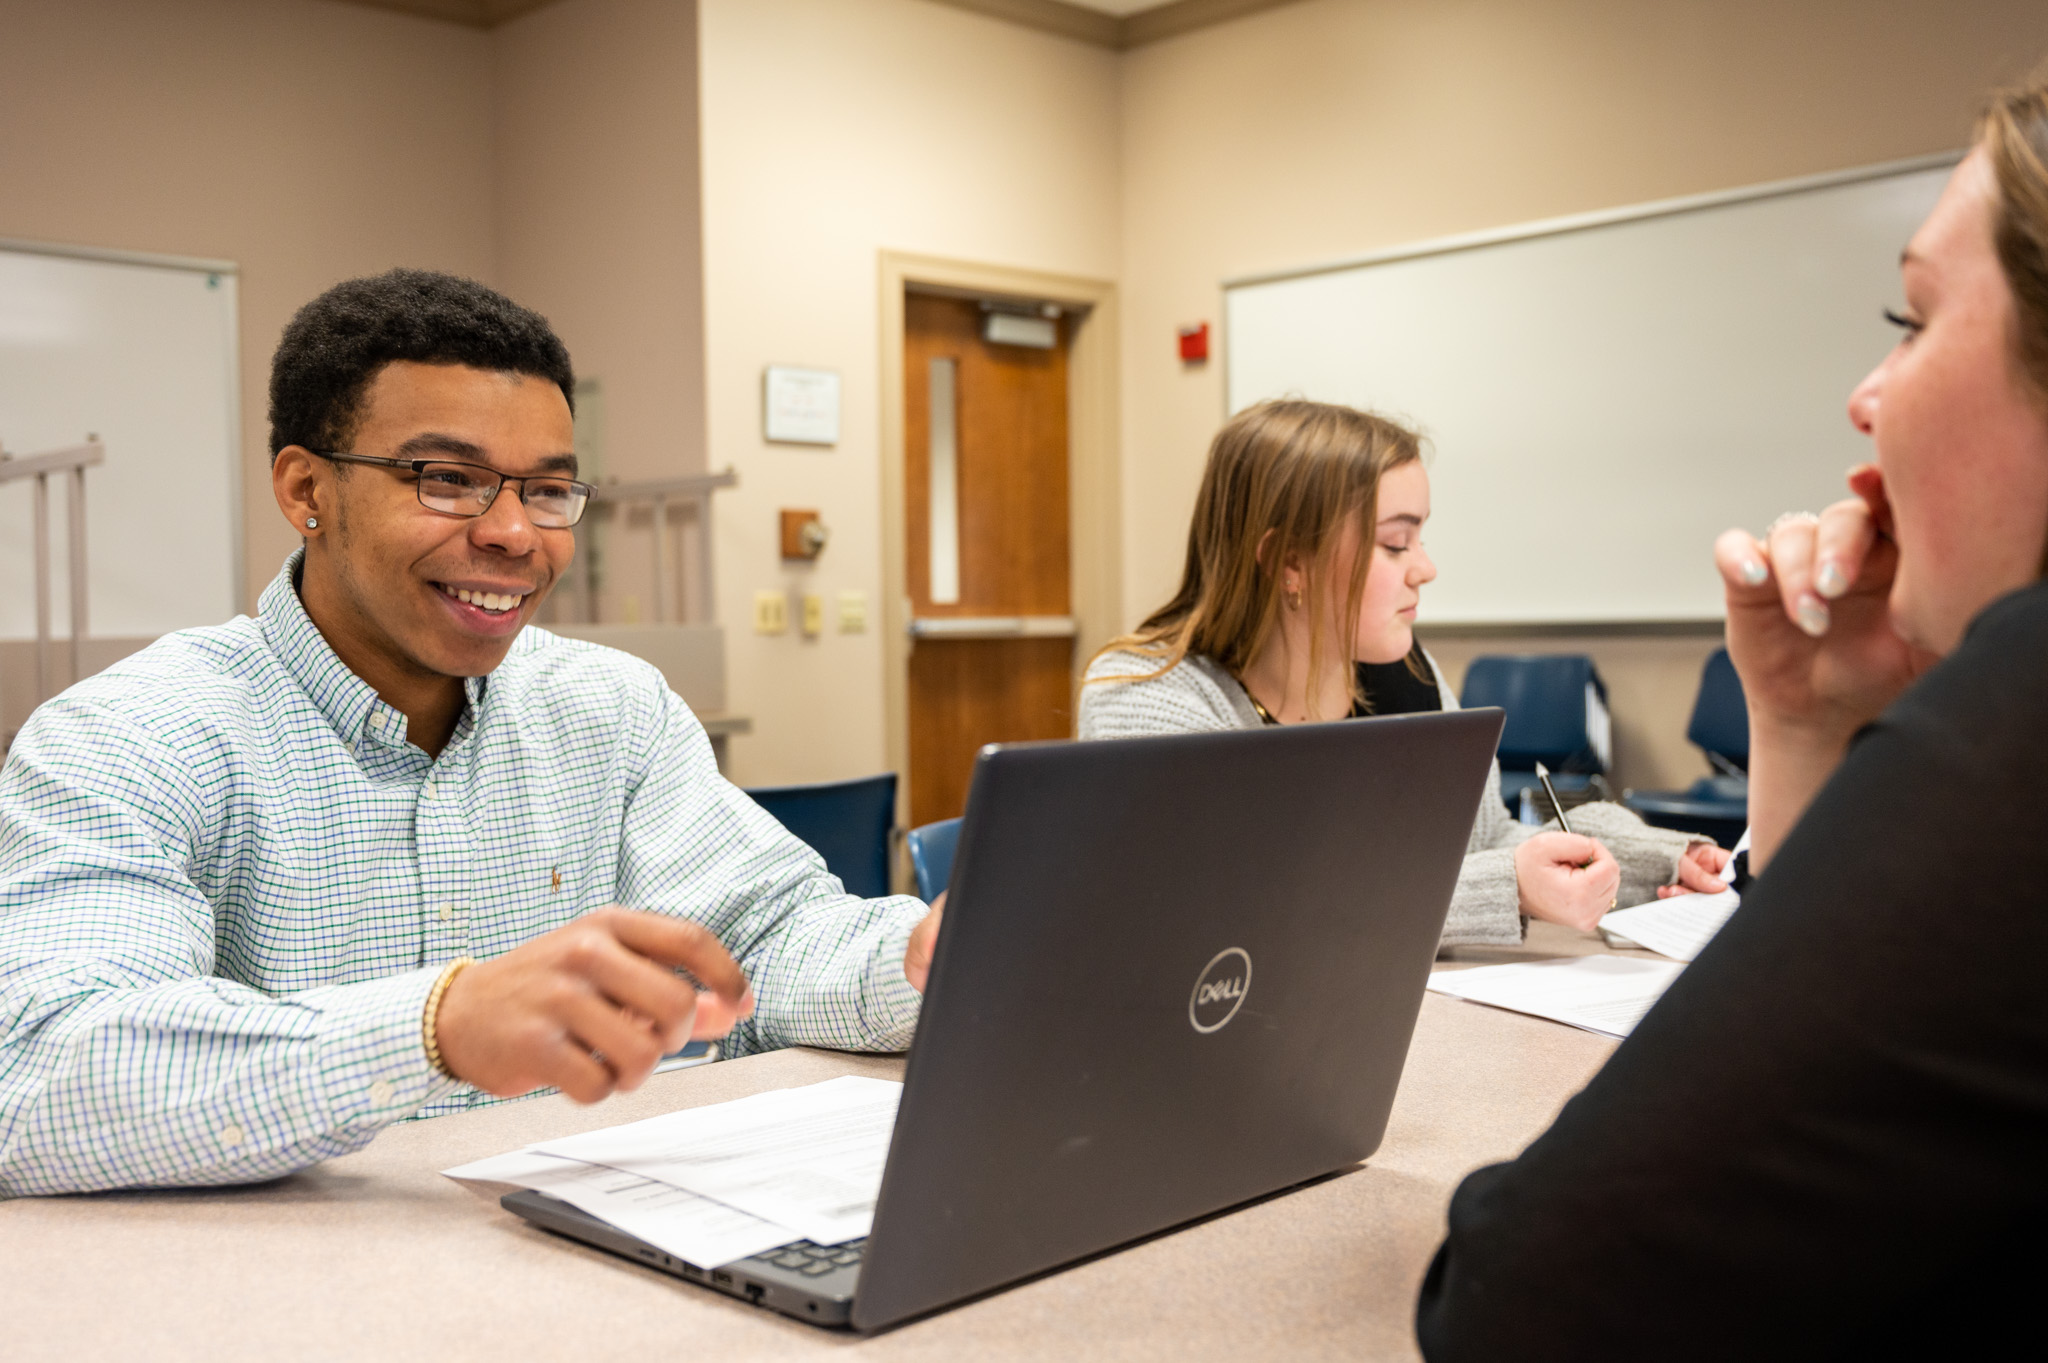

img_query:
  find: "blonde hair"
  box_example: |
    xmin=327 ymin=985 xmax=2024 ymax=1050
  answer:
xmin=1977 ymin=75 xmax=2048 ymax=575
xmin=1092 ymin=400 xmax=1422 ymax=718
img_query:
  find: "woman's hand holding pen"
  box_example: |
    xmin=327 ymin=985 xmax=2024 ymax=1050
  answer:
xmin=1515 ymin=833 xmax=1622 ymax=931
xmin=1714 ymin=464 xmax=1938 ymax=868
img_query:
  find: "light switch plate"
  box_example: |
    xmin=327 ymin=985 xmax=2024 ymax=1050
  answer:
xmin=837 ymin=590 xmax=868 ymax=633
xmin=753 ymin=590 xmax=788 ymax=634
xmin=800 ymin=593 xmax=824 ymax=637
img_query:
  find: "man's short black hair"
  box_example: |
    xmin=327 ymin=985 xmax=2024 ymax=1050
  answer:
xmin=267 ymin=268 xmax=575 ymax=461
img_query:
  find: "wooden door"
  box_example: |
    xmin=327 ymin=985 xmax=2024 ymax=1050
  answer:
xmin=904 ymin=293 xmax=1073 ymax=828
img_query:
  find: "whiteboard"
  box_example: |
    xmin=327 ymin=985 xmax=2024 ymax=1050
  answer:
xmin=1225 ymin=155 xmax=1955 ymax=624
xmin=0 ymin=240 xmax=241 ymax=640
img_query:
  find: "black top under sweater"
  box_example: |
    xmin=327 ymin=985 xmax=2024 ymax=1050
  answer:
xmin=1414 ymin=579 xmax=2048 ymax=1359
xmin=1357 ymin=648 xmax=1445 ymax=718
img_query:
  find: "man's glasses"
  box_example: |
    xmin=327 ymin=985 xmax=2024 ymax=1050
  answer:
xmin=313 ymin=452 xmax=594 ymax=529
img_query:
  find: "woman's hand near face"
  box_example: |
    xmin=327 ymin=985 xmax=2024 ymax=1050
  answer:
xmin=1714 ymin=465 xmax=1939 ymax=869
xmin=1514 ymin=833 xmax=1622 ymax=932
xmin=1714 ymin=466 xmax=1932 ymax=739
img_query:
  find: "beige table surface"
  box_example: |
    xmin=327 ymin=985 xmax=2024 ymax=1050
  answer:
xmin=0 ymin=923 xmax=1640 ymax=1362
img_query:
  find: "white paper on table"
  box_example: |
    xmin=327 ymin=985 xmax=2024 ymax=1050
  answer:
xmin=1427 ymin=956 xmax=1685 ymax=1038
xmin=530 ymin=1075 xmax=902 ymax=1246
xmin=442 ymin=1149 xmax=800 ymax=1269
xmin=1599 ymin=888 xmax=1740 ymax=963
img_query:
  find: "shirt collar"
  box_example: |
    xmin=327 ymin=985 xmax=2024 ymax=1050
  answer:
xmin=258 ymin=549 xmax=491 ymax=751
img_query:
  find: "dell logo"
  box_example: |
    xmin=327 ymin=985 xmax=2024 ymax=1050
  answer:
xmin=1189 ymin=947 xmax=1252 ymax=1033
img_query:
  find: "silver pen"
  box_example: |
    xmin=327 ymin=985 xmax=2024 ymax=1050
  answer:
xmin=1534 ymin=761 xmax=1574 ymax=834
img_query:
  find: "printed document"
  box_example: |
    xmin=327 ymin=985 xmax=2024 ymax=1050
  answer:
xmin=1599 ymin=888 xmax=1740 ymax=962
xmin=528 ymin=1075 xmax=901 ymax=1246
xmin=1427 ymin=956 xmax=1685 ymax=1038
xmin=443 ymin=1148 xmax=796 ymax=1268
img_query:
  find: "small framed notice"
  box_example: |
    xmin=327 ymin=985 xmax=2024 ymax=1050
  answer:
xmin=763 ymin=365 xmax=841 ymax=446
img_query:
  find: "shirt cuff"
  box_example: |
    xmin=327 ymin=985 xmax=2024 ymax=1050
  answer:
xmin=303 ymin=965 xmax=466 ymax=1134
xmin=857 ymin=902 xmax=925 ymax=1051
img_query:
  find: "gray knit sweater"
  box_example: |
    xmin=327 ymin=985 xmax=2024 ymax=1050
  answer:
xmin=1078 ymin=648 xmax=1697 ymax=947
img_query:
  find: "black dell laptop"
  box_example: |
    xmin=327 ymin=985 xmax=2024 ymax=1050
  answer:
xmin=506 ymin=708 xmax=1503 ymax=1331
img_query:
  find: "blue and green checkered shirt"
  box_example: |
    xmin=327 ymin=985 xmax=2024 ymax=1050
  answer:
xmin=0 ymin=552 xmax=923 ymax=1196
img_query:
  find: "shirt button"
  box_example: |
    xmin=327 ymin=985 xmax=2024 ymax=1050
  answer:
xmin=220 ymin=1123 xmax=245 ymax=1148
xmin=369 ymin=1079 xmax=395 ymax=1106
xmin=371 ymin=712 xmax=388 ymax=731
xmin=437 ymin=903 xmax=456 ymax=923
xmin=422 ymin=779 xmax=437 ymax=799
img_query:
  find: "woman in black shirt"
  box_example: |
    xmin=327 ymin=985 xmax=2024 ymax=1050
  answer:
xmin=1416 ymin=81 xmax=2048 ymax=1358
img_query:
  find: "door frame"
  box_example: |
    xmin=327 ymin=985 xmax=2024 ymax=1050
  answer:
xmin=877 ymin=252 xmax=1121 ymax=828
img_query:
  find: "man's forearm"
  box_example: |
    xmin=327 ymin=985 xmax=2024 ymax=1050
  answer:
xmin=0 ymin=967 xmax=456 ymax=1197
xmin=721 ymin=896 xmax=923 ymax=1058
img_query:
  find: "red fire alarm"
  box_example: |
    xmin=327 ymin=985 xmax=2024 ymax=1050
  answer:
xmin=1177 ymin=322 xmax=1209 ymax=364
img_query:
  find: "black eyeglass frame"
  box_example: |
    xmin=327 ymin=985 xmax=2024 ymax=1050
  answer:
xmin=311 ymin=450 xmax=596 ymax=528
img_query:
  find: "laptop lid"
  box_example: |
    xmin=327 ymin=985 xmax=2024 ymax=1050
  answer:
xmin=852 ymin=708 xmax=1503 ymax=1331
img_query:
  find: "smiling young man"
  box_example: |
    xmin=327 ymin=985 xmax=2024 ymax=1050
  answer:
xmin=0 ymin=270 xmax=939 ymax=1196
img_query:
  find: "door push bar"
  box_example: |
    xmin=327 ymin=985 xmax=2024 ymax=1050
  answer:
xmin=907 ymin=615 xmax=1077 ymax=641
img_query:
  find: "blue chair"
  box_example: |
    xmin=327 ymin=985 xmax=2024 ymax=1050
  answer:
xmin=742 ymin=773 xmax=898 ymax=899
xmin=906 ymin=816 xmax=963 ymax=903
xmin=1623 ymin=648 xmax=1749 ymax=848
xmin=1458 ymin=654 xmax=1611 ymax=814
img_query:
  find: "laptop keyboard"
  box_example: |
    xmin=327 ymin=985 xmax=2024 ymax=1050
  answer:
xmin=751 ymin=1238 xmax=866 ymax=1277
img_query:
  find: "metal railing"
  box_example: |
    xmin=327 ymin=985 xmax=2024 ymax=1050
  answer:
xmin=1 ymin=441 xmax=105 ymax=705
xmin=566 ymin=468 xmax=736 ymax=625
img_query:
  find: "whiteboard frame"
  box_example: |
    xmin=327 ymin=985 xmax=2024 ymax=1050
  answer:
xmin=0 ymin=234 xmax=246 ymax=626
xmin=1219 ymin=151 xmax=1962 ymax=631
xmin=1222 ymin=151 xmax=1960 ymax=292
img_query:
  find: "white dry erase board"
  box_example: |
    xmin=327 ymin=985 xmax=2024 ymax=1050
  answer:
xmin=0 ymin=239 xmax=241 ymax=640
xmin=1224 ymin=154 xmax=1956 ymax=625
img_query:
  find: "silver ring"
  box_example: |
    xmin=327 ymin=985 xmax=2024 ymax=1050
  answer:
xmin=1764 ymin=511 xmax=1819 ymax=537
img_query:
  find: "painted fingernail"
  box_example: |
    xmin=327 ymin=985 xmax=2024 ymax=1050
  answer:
xmin=1815 ymin=559 xmax=1847 ymax=599
xmin=1795 ymin=594 xmax=1831 ymax=637
xmin=1738 ymin=558 xmax=1768 ymax=586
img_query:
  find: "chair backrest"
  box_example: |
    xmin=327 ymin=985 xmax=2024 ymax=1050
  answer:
xmin=1457 ymin=653 xmax=1608 ymax=772
xmin=1686 ymin=647 xmax=1749 ymax=769
xmin=906 ymin=817 xmax=964 ymax=903
xmin=741 ymin=772 xmax=898 ymax=900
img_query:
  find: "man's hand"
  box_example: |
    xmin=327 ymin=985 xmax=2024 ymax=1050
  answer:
xmin=433 ymin=907 xmax=753 ymax=1103
xmin=1514 ymin=833 xmax=1622 ymax=932
xmin=904 ymin=892 xmax=944 ymax=993
xmin=1656 ymin=842 xmax=1733 ymax=898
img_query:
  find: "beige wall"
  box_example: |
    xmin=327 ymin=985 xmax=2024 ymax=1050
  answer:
xmin=698 ymin=0 xmax=1120 ymax=785
xmin=494 ymin=0 xmax=706 ymax=626
xmin=10 ymin=0 xmax=2048 ymax=792
xmin=0 ymin=0 xmax=497 ymax=612
xmin=1116 ymin=0 xmax=2048 ymax=788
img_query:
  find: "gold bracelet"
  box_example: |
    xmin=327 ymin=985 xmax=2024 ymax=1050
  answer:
xmin=421 ymin=956 xmax=475 ymax=1079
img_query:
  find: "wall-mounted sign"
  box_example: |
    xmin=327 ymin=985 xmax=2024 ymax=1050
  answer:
xmin=763 ymin=365 xmax=841 ymax=446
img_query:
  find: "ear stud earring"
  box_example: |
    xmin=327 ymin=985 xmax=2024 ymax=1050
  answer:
xmin=305 ymin=517 xmax=319 ymax=529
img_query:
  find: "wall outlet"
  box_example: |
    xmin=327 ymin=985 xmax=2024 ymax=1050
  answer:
xmin=753 ymin=590 xmax=788 ymax=634
xmin=837 ymin=589 xmax=868 ymax=633
xmin=800 ymin=593 xmax=824 ymax=637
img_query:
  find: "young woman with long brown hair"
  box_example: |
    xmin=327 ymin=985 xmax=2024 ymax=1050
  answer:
xmin=1079 ymin=400 xmax=1729 ymax=947
xmin=1419 ymin=77 xmax=2048 ymax=1357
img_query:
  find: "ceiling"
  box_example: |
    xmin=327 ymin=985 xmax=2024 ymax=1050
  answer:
xmin=317 ymin=0 xmax=1300 ymax=49
xmin=1061 ymin=0 xmax=1176 ymax=13
xmin=324 ymin=0 xmax=557 ymax=25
